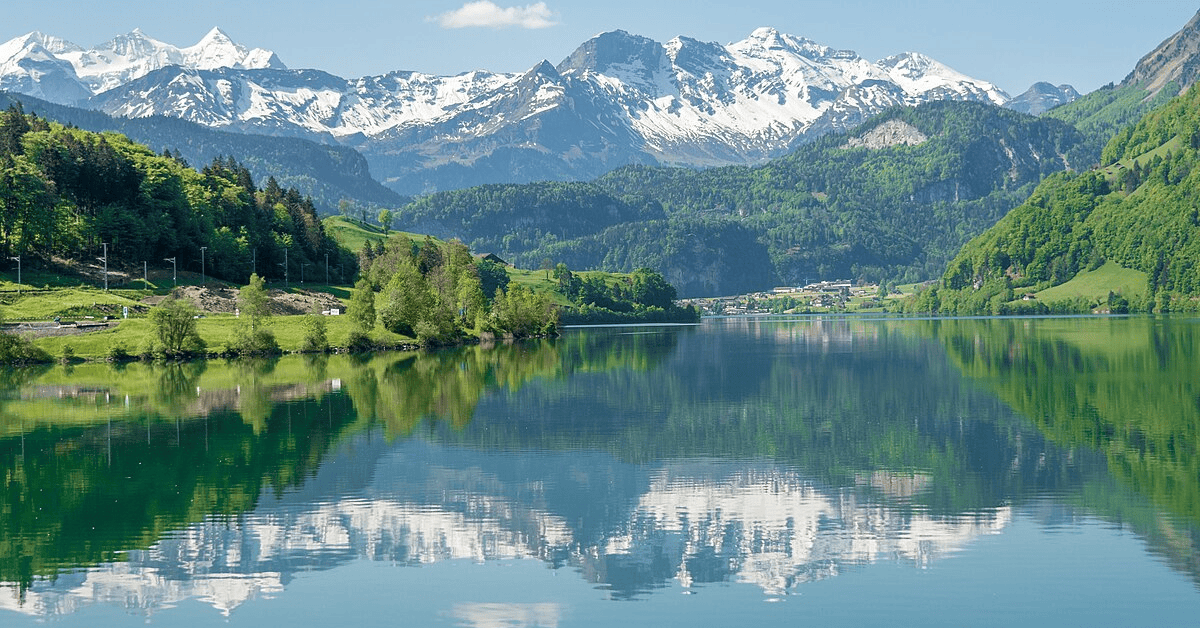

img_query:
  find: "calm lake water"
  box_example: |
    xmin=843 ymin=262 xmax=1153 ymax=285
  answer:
xmin=1 ymin=316 xmax=1198 ymax=626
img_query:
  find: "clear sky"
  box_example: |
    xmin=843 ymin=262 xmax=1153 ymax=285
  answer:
xmin=6 ymin=0 xmax=1199 ymax=95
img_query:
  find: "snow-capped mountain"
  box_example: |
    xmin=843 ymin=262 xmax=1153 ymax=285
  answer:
xmin=0 ymin=32 xmax=92 ymax=103
xmin=2 ymin=26 xmax=1023 ymax=194
xmin=1005 ymin=82 xmax=1080 ymax=115
xmin=0 ymin=27 xmax=284 ymax=99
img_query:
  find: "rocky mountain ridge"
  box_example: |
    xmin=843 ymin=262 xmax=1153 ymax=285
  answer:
xmin=0 ymin=26 xmax=1073 ymax=196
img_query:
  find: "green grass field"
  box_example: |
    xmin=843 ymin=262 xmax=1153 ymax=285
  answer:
xmin=1027 ymin=261 xmax=1147 ymax=304
xmin=324 ymin=216 xmax=441 ymax=255
xmin=1101 ymin=136 xmax=1183 ymax=181
xmin=31 ymin=313 xmax=415 ymax=360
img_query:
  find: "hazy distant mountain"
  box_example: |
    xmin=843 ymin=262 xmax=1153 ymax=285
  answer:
xmin=1004 ymin=82 xmax=1079 ymax=115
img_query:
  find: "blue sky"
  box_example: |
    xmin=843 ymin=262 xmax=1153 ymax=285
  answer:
xmin=6 ymin=0 xmax=1199 ymax=94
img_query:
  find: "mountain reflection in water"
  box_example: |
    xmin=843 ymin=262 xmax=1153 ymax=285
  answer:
xmin=0 ymin=318 xmax=1197 ymax=624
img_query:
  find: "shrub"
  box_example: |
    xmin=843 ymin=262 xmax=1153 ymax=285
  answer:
xmin=300 ymin=313 xmax=329 ymax=353
xmin=149 ymin=298 xmax=206 ymax=357
xmin=346 ymin=330 xmax=373 ymax=353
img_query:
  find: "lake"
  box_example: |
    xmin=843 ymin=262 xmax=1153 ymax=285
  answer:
xmin=1 ymin=316 xmax=1198 ymax=626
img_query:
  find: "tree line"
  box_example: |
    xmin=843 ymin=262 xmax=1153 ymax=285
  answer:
xmin=0 ymin=103 xmax=357 ymax=286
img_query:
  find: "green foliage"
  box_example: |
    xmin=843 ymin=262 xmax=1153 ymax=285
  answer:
xmin=0 ymin=105 xmax=357 ymax=288
xmin=348 ymin=278 xmax=376 ymax=333
xmin=149 ymin=297 xmax=205 ymax=357
xmin=377 ymin=209 xmax=393 ymax=234
xmin=1044 ymin=81 xmax=1181 ymax=168
xmin=237 ymin=273 xmax=271 ymax=331
xmin=929 ymin=83 xmax=1200 ymax=314
xmin=395 ymin=101 xmax=1083 ymax=295
xmin=0 ymin=92 xmax=408 ymax=214
xmin=229 ymin=273 xmax=280 ymax=356
xmin=106 ymin=343 xmax=131 ymax=362
xmin=476 ymin=259 xmax=510 ymax=297
xmin=300 ymin=312 xmax=329 ymax=353
xmin=377 ymin=259 xmax=433 ymax=338
xmin=489 ymin=284 xmax=557 ymax=338
xmin=0 ymin=325 xmax=50 ymax=365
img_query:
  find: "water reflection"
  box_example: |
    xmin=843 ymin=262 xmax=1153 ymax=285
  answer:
xmin=0 ymin=318 xmax=1197 ymax=622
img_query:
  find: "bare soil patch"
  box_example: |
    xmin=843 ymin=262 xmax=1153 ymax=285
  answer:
xmin=152 ymin=286 xmax=344 ymax=316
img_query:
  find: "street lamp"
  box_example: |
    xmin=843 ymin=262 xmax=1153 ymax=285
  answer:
xmin=8 ymin=256 xmax=19 ymax=294
xmin=164 ymin=257 xmax=176 ymax=288
xmin=101 ymin=243 xmax=108 ymax=291
xmin=301 ymin=262 xmax=310 ymax=285
xmin=199 ymin=246 xmax=207 ymax=285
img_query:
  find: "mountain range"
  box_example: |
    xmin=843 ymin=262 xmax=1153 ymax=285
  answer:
xmin=0 ymin=26 xmax=1072 ymax=196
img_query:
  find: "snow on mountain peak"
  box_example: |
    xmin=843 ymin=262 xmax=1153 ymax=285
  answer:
xmin=733 ymin=27 xmax=832 ymax=60
xmin=878 ymin=52 xmax=1008 ymax=105
xmin=0 ymin=27 xmax=286 ymax=96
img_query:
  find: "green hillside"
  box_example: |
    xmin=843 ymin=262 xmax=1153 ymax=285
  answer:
xmin=910 ymin=84 xmax=1200 ymax=314
xmin=396 ymin=101 xmax=1084 ymax=296
xmin=0 ymin=91 xmax=408 ymax=215
xmin=0 ymin=103 xmax=357 ymax=288
xmin=1043 ymin=81 xmax=1180 ymax=168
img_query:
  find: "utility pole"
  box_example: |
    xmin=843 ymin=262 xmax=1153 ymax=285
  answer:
xmin=101 ymin=243 xmax=108 ymax=291
xmin=325 ymin=253 xmax=329 ymax=285
xmin=8 ymin=256 xmax=19 ymax=294
xmin=301 ymin=263 xmax=309 ymax=285
xmin=199 ymin=246 xmax=207 ymax=285
xmin=252 ymin=248 xmax=257 ymax=278
xmin=143 ymin=261 xmax=147 ymax=289
xmin=284 ymin=248 xmax=289 ymax=288
xmin=165 ymin=258 xmax=176 ymax=288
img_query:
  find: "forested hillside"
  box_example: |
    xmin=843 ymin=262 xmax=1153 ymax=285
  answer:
xmin=397 ymin=101 xmax=1083 ymax=296
xmin=916 ymin=83 xmax=1200 ymax=314
xmin=0 ymin=91 xmax=407 ymax=215
xmin=0 ymin=103 xmax=356 ymax=283
xmin=1043 ymin=81 xmax=1180 ymax=168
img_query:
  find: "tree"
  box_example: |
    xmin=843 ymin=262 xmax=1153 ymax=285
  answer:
xmin=477 ymin=259 xmax=510 ymax=299
xmin=301 ymin=311 xmax=329 ymax=353
xmin=150 ymin=297 xmax=206 ymax=356
xmin=231 ymin=273 xmax=279 ymax=355
xmin=630 ymin=268 xmax=676 ymax=309
xmin=378 ymin=209 xmax=393 ymax=235
xmin=378 ymin=259 xmax=434 ymax=337
xmin=238 ymin=273 xmax=271 ymax=332
xmin=348 ymin=277 xmax=377 ymax=333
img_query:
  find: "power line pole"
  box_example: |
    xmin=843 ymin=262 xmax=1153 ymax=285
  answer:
xmin=200 ymin=246 xmax=207 ymax=285
xmin=102 ymin=243 xmax=108 ymax=291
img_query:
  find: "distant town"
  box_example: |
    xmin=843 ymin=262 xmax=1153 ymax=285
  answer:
xmin=680 ymin=281 xmax=904 ymax=316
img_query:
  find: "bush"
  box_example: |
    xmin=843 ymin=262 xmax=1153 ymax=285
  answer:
xmin=149 ymin=298 xmax=206 ymax=357
xmin=107 ymin=343 xmax=132 ymax=362
xmin=0 ymin=330 xmax=51 ymax=365
xmin=300 ymin=313 xmax=329 ymax=353
xmin=346 ymin=330 xmax=374 ymax=353
xmin=228 ymin=328 xmax=280 ymax=356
